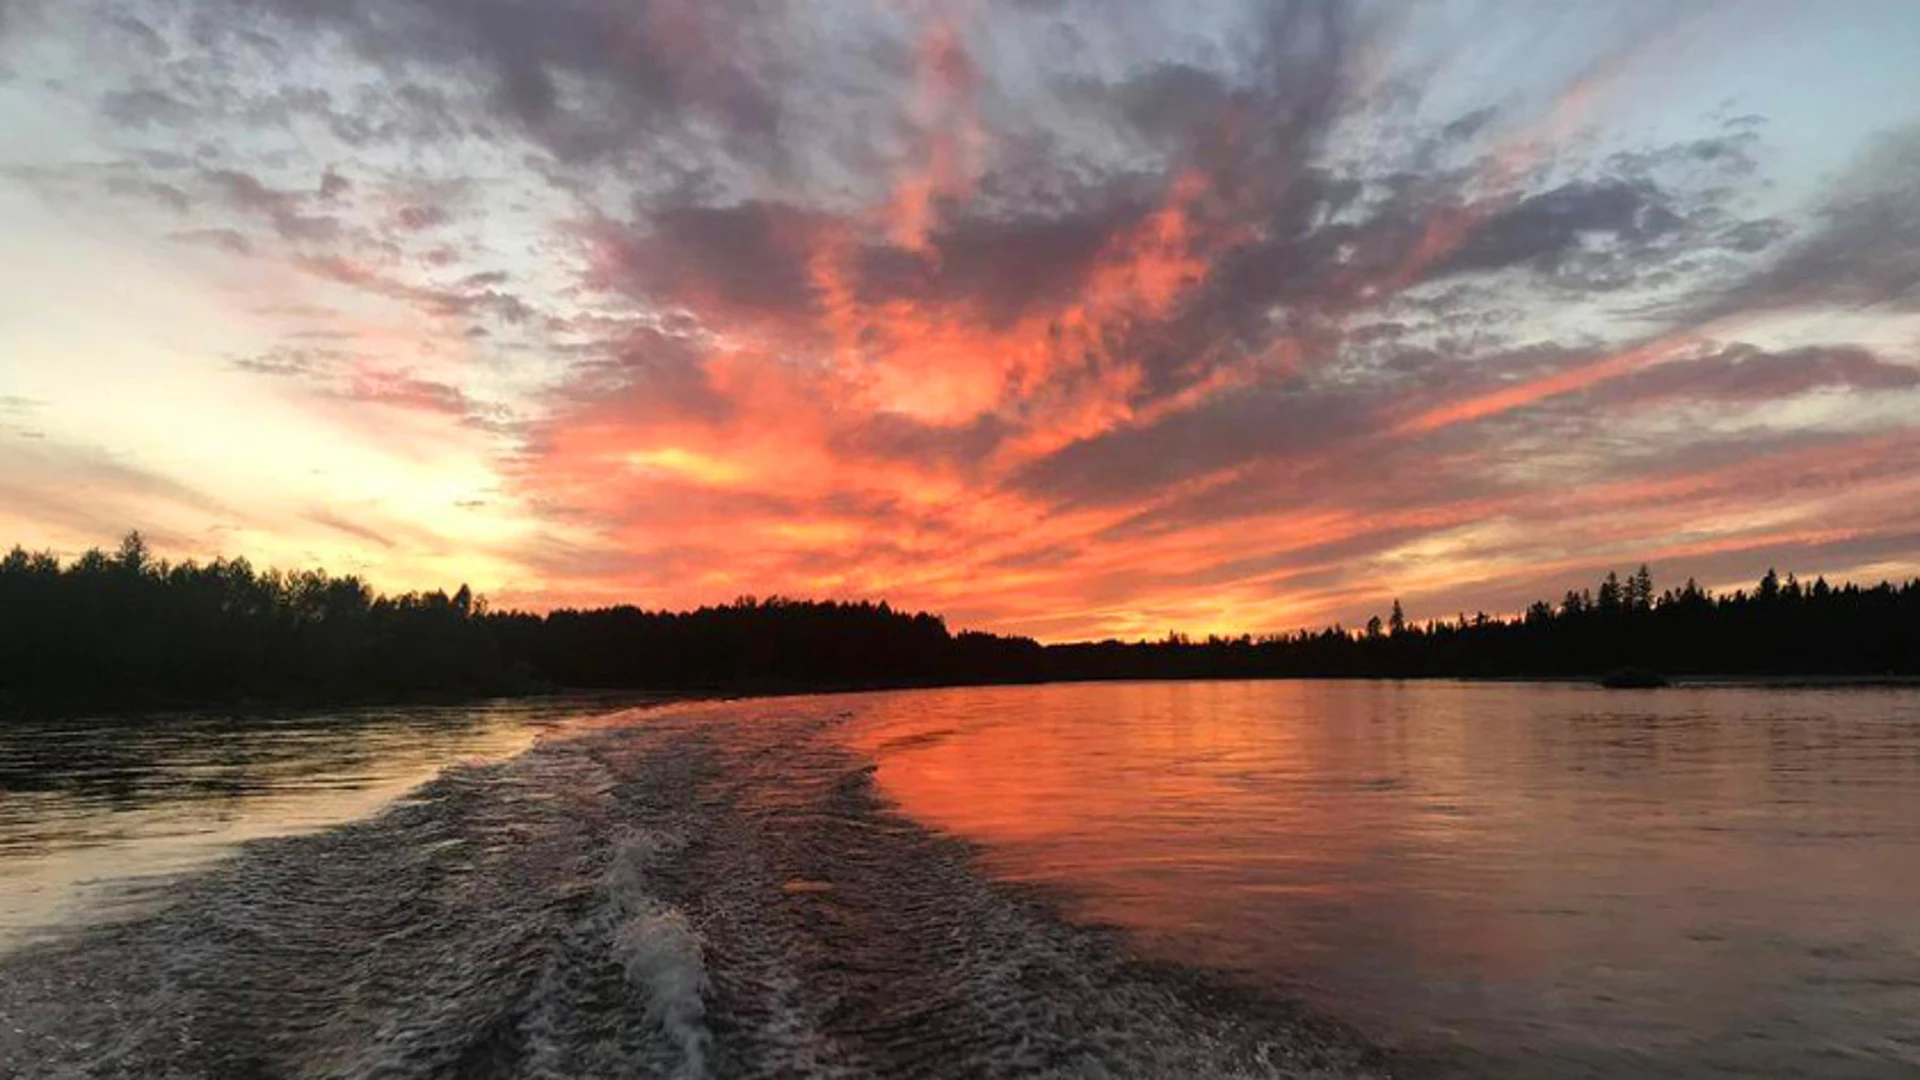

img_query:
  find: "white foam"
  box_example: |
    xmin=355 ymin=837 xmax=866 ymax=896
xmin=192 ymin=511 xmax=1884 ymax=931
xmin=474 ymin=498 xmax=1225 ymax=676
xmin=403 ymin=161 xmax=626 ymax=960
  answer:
xmin=609 ymin=829 xmax=712 ymax=1080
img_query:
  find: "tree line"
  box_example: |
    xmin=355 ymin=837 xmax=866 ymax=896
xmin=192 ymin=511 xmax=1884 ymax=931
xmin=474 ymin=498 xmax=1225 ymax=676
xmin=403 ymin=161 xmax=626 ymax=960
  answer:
xmin=1045 ymin=566 xmax=1920 ymax=681
xmin=3 ymin=534 xmax=1916 ymax=714
xmin=0 ymin=534 xmax=510 ymax=712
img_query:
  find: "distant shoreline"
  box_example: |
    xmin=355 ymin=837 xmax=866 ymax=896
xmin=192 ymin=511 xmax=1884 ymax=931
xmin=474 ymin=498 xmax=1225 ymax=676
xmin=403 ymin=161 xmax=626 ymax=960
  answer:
xmin=10 ymin=538 xmax=1917 ymax=716
xmin=14 ymin=670 xmax=1920 ymax=725
xmin=1662 ymin=673 xmax=1920 ymax=689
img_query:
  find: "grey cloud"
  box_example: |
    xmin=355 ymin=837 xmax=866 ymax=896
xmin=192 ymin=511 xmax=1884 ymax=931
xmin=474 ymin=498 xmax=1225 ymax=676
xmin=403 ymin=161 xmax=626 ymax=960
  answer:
xmin=1441 ymin=106 xmax=1498 ymax=143
xmin=1148 ymin=523 xmax=1447 ymax=597
xmin=1096 ymin=435 xmax=1502 ymax=546
xmin=203 ymin=168 xmax=283 ymax=211
xmin=396 ymin=204 xmax=450 ymax=230
xmin=1013 ymin=381 xmax=1376 ymax=507
xmin=201 ymin=168 xmax=344 ymax=243
xmin=1605 ymin=130 xmax=1763 ymax=180
xmin=292 ymin=254 xmax=538 ymax=326
xmin=1716 ymin=218 xmax=1789 ymax=254
xmin=545 ymin=326 xmax=734 ymax=427
xmin=1108 ymin=62 xmax=1238 ymax=147
xmin=339 ymin=371 xmax=476 ymax=417
xmin=591 ymin=0 xmax=1362 ymax=357
xmin=1583 ymin=344 xmax=1920 ymax=407
xmin=591 ymin=201 xmax=829 ymax=325
xmin=100 ymin=87 xmax=191 ymax=129
xmin=233 ymin=346 xmax=512 ymax=429
xmin=1440 ymin=180 xmax=1675 ymax=278
xmin=103 ymin=174 xmax=191 ymax=212
xmin=318 ymin=169 xmax=350 ymax=200
xmin=212 ymin=0 xmax=790 ymax=165
xmin=232 ymin=345 xmax=335 ymax=378
xmin=1697 ymin=125 xmax=1920 ymax=316
xmin=168 ymin=227 xmax=251 ymax=254
xmin=105 ymin=12 xmax=164 ymax=54
xmin=1350 ymin=126 xmax=1784 ymax=298
xmin=851 ymin=195 xmax=1153 ymax=328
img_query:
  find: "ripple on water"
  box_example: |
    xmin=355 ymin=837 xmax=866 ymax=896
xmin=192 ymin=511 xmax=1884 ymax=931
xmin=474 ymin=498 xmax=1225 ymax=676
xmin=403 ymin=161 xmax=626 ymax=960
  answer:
xmin=0 ymin=704 xmax=1384 ymax=1079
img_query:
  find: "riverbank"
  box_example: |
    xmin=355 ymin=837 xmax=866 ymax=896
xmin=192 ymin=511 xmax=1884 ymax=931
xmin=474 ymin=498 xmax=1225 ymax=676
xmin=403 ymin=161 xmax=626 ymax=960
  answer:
xmin=0 ymin=702 xmax=1388 ymax=1078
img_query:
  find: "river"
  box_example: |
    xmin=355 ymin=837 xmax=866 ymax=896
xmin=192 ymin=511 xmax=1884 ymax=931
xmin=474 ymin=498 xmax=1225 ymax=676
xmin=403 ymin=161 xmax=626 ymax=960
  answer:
xmin=1 ymin=681 xmax=1915 ymax=1077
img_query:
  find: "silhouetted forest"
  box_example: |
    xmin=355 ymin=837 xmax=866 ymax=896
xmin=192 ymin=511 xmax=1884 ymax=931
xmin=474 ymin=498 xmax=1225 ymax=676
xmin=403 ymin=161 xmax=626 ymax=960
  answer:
xmin=1045 ymin=565 xmax=1920 ymax=681
xmin=1 ymin=534 xmax=514 ymax=712
xmin=4 ymin=534 xmax=1917 ymax=715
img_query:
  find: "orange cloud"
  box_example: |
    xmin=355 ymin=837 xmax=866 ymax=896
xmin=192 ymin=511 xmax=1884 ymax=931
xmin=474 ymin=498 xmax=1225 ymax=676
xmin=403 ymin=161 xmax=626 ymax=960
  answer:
xmin=1391 ymin=329 xmax=1711 ymax=435
xmin=887 ymin=18 xmax=987 ymax=253
xmin=37 ymin=0 xmax=1899 ymax=644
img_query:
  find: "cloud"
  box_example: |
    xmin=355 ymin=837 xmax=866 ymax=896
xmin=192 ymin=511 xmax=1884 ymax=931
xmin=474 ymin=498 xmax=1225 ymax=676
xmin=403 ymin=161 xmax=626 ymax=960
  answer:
xmin=1583 ymin=344 xmax=1920 ymax=407
xmin=306 ymin=508 xmax=395 ymax=549
xmin=204 ymin=167 xmax=343 ymax=243
xmin=99 ymin=87 xmax=192 ymax=129
xmin=202 ymin=0 xmax=792 ymax=165
xmin=1012 ymin=381 xmax=1375 ymax=507
xmin=1694 ymin=124 xmax=1920 ymax=316
xmin=0 ymin=439 xmax=240 ymax=546
xmin=233 ymin=346 xmax=512 ymax=433
xmin=394 ymin=203 xmax=449 ymax=231
xmin=337 ymin=370 xmax=481 ymax=418
xmin=588 ymin=202 xmax=830 ymax=329
xmin=1438 ymin=180 xmax=1675 ymax=277
xmin=169 ymin=227 xmax=253 ymax=255
xmin=7 ymin=0 xmax=1919 ymax=636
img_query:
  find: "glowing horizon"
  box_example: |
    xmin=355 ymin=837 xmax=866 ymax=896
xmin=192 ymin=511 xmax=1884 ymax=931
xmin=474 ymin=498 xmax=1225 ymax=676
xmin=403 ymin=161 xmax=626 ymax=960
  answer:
xmin=4 ymin=1 xmax=1920 ymax=642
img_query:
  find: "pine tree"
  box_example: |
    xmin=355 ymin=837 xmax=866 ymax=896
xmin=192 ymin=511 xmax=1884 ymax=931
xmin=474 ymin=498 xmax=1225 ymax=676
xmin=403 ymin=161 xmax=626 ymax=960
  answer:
xmin=1628 ymin=564 xmax=1655 ymax=612
xmin=1597 ymin=571 xmax=1624 ymax=612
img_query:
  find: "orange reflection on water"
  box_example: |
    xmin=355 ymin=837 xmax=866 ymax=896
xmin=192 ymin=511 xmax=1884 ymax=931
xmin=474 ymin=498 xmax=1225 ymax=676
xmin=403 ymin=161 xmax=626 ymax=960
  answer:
xmin=839 ymin=680 xmax=1920 ymax=1075
xmin=845 ymin=681 xmax=1546 ymax=988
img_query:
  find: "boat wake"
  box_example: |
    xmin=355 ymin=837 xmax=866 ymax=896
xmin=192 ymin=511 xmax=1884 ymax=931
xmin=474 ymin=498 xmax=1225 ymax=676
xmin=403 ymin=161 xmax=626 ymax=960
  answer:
xmin=0 ymin=702 xmax=1384 ymax=1078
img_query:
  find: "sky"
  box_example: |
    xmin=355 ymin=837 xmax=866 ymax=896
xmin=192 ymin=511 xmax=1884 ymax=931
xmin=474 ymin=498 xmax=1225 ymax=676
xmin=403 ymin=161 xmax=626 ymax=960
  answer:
xmin=2 ymin=0 xmax=1919 ymax=641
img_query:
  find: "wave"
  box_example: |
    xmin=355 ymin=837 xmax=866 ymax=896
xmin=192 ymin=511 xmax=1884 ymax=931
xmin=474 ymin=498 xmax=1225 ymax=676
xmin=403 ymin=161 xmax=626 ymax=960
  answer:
xmin=0 ymin=701 xmax=1386 ymax=1078
xmin=608 ymin=828 xmax=710 ymax=1080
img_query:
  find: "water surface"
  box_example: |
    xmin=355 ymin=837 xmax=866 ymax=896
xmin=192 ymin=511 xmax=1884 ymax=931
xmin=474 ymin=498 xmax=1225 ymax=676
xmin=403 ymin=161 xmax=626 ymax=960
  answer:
xmin=842 ymin=680 xmax=1920 ymax=1077
xmin=0 ymin=698 xmax=1376 ymax=1078
xmin=2 ymin=682 xmax=1916 ymax=1077
xmin=0 ymin=695 xmax=642 ymax=947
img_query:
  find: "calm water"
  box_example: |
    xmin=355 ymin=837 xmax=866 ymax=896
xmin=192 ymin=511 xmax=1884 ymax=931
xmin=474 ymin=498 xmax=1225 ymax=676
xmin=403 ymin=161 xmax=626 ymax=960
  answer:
xmin=0 ymin=695 xmax=646 ymax=948
xmin=843 ymin=681 xmax=1920 ymax=1077
xmin=2 ymin=682 xmax=1917 ymax=1077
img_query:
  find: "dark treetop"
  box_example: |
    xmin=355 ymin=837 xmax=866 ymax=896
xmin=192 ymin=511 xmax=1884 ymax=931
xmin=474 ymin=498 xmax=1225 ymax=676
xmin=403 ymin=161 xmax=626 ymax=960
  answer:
xmin=4 ymin=534 xmax=1917 ymax=715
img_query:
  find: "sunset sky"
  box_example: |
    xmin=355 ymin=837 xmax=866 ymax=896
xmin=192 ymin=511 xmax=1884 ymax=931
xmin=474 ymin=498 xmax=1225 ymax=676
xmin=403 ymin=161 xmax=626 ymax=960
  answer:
xmin=3 ymin=0 xmax=1919 ymax=640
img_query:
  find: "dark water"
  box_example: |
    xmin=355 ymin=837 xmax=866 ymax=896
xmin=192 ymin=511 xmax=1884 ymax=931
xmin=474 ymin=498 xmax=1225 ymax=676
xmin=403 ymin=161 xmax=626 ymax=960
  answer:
xmin=1 ymin=683 xmax=1916 ymax=1078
